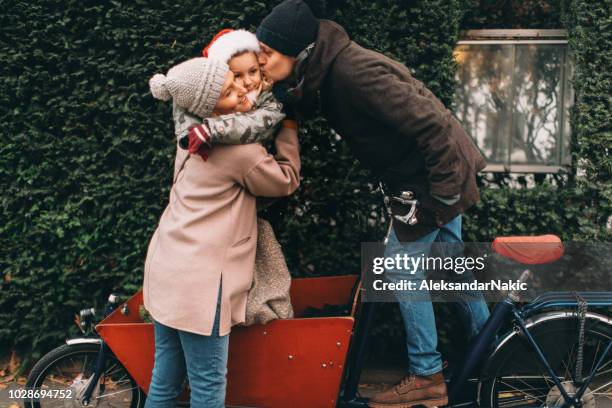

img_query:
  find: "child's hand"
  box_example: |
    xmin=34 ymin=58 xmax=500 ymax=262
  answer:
xmin=194 ymin=145 xmax=211 ymax=161
xmin=187 ymin=124 xmax=212 ymax=161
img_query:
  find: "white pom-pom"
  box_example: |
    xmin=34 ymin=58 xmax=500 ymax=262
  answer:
xmin=149 ymin=73 xmax=171 ymax=101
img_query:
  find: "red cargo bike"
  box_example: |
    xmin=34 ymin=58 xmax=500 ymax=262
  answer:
xmin=24 ymin=235 xmax=612 ymax=407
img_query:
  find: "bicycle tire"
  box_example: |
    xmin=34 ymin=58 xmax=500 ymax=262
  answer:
xmin=24 ymin=342 xmax=145 ymax=408
xmin=478 ymin=311 xmax=612 ymax=408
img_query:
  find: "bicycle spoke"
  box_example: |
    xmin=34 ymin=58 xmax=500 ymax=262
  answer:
xmin=591 ymin=386 xmax=612 ymax=406
xmin=498 ymin=397 xmax=541 ymax=407
xmin=595 ymin=367 xmax=612 ymax=377
xmin=585 ymin=379 xmax=612 ymax=395
xmin=596 ymin=358 xmax=611 ymax=373
xmin=514 ymin=376 xmax=549 ymax=399
xmin=105 ymin=363 xmax=123 ymax=378
xmin=497 ymin=392 xmax=543 ymax=408
xmin=43 ymin=376 xmax=71 ymax=386
xmin=562 ymin=341 xmax=576 ymax=382
xmin=115 ymin=373 xmax=128 ymax=383
xmin=497 ymin=394 xmax=540 ymax=407
xmin=538 ymin=369 xmax=555 ymax=388
xmin=499 ymin=379 xmax=547 ymax=404
xmin=82 ymin=354 xmax=89 ymax=375
xmin=544 ymin=333 xmax=577 ymax=385
xmin=95 ymin=386 xmax=139 ymax=399
xmin=583 ymin=342 xmax=612 ymax=404
xmin=590 ymin=339 xmax=602 ymax=375
xmin=111 ymin=378 xmax=132 ymax=386
xmin=68 ymin=357 xmax=79 ymax=372
xmin=53 ymin=364 xmax=65 ymax=380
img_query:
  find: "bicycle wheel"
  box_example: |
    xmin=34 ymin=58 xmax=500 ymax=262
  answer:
xmin=478 ymin=311 xmax=612 ymax=408
xmin=24 ymin=342 xmax=145 ymax=408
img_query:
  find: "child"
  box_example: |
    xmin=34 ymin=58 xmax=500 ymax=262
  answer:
xmin=173 ymin=29 xmax=285 ymax=159
xmin=144 ymin=56 xmax=300 ymax=408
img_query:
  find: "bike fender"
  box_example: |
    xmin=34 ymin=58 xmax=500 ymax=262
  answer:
xmin=66 ymin=338 xmax=102 ymax=346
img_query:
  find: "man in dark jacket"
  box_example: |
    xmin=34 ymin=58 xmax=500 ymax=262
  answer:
xmin=255 ymin=1 xmax=491 ymax=406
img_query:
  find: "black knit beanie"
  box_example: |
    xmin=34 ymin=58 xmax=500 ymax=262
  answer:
xmin=256 ymin=0 xmax=320 ymax=57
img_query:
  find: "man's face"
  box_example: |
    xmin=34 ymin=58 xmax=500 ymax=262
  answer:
xmin=258 ymin=42 xmax=296 ymax=82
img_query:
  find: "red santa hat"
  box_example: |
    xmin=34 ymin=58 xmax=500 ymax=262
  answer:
xmin=202 ymin=29 xmax=261 ymax=63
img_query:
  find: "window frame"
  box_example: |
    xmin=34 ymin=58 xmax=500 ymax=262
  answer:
xmin=456 ymin=29 xmax=572 ymax=173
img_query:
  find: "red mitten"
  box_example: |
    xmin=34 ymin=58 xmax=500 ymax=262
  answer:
xmin=187 ymin=124 xmax=211 ymax=152
xmin=197 ymin=146 xmax=211 ymax=161
xmin=187 ymin=124 xmax=212 ymax=161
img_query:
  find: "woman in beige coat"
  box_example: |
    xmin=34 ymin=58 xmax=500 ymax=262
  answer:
xmin=144 ymin=123 xmax=300 ymax=334
xmin=144 ymin=54 xmax=300 ymax=408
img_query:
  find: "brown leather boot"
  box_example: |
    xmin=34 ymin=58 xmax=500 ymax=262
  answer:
xmin=368 ymin=370 xmax=448 ymax=408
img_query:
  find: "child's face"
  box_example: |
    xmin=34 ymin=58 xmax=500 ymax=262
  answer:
xmin=214 ymin=71 xmax=249 ymax=115
xmin=229 ymin=51 xmax=262 ymax=93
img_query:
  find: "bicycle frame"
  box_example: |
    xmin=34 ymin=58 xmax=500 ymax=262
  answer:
xmin=76 ymin=282 xmax=611 ymax=407
xmin=65 ymin=294 xmax=123 ymax=406
xmin=337 ymin=290 xmax=612 ymax=408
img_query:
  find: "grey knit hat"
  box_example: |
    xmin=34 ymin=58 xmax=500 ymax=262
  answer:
xmin=149 ymin=57 xmax=229 ymax=118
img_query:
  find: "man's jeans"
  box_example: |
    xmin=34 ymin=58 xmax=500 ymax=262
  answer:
xmin=144 ymin=287 xmax=228 ymax=408
xmin=383 ymin=214 xmax=491 ymax=376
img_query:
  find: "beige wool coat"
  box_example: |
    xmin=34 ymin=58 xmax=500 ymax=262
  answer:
xmin=143 ymin=124 xmax=300 ymax=336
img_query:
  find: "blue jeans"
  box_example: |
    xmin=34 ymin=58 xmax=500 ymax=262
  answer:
xmin=144 ymin=287 xmax=228 ymax=408
xmin=383 ymin=214 xmax=491 ymax=376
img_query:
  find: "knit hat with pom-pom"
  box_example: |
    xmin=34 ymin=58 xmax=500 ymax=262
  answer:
xmin=149 ymin=57 xmax=228 ymax=118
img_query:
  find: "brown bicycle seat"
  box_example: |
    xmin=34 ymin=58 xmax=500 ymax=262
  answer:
xmin=492 ymin=235 xmax=564 ymax=265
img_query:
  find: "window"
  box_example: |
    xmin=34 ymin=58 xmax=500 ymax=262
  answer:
xmin=454 ymin=30 xmax=573 ymax=172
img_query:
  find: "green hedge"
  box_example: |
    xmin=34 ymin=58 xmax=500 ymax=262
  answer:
xmin=0 ymin=0 xmax=609 ymax=365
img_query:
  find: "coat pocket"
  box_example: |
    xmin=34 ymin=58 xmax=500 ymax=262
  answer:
xmin=231 ymin=236 xmax=252 ymax=248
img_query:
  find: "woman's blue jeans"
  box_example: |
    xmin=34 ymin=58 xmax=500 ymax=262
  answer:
xmin=383 ymin=214 xmax=491 ymax=376
xmin=144 ymin=287 xmax=228 ymax=408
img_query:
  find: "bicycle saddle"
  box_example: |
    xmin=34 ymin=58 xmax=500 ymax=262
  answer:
xmin=491 ymin=234 xmax=564 ymax=264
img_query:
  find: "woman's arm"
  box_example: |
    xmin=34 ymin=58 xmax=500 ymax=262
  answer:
xmin=240 ymin=120 xmax=301 ymax=197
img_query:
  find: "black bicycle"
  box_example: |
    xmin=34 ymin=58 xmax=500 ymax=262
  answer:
xmin=339 ymin=236 xmax=612 ymax=408
xmin=24 ymin=294 xmax=145 ymax=408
